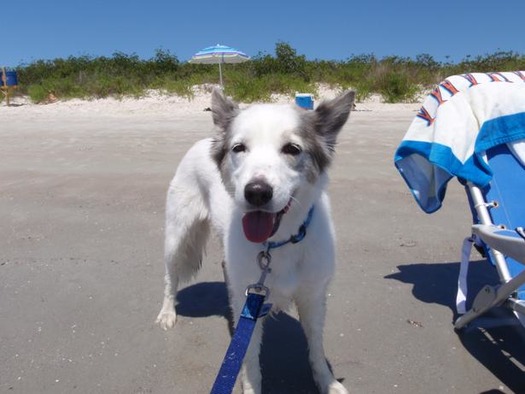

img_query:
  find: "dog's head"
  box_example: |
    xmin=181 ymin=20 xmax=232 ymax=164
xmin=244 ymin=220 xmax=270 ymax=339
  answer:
xmin=211 ymin=89 xmax=355 ymax=243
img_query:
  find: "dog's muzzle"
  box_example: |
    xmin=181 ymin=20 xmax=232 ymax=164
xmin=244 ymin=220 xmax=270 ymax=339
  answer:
xmin=242 ymin=181 xmax=293 ymax=243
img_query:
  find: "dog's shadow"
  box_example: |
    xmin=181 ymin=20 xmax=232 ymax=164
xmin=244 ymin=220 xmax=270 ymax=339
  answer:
xmin=176 ymin=281 xmax=230 ymax=318
xmin=385 ymin=260 xmax=525 ymax=393
xmin=176 ymin=281 xmax=322 ymax=393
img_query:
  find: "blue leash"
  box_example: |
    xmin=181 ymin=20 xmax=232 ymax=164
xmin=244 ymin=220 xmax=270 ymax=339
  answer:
xmin=210 ymin=206 xmax=314 ymax=394
xmin=210 ymin=291 xmax=270 ymax=394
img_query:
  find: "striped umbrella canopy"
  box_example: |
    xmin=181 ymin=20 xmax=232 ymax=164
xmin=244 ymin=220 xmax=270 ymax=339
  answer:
xmin=189 ymin=44 xmax=250 ymax=86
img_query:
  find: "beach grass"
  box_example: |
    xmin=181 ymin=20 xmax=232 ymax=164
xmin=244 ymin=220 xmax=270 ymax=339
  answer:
xmin=7 ymin=43 xmax=525 ymax=104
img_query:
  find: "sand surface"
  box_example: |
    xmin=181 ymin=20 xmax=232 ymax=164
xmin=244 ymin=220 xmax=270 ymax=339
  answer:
xmin=1 ymin=87 xmax=524 ymax=393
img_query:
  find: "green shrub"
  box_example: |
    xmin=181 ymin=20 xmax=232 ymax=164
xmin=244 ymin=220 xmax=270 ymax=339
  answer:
xmin=156 ymin=76 xmax=195 ymax=99
xmin=226 ymin=75 xmax=273 ymax=102
xmin=13 ymin=44 xmax=525 ymax=104
xmin=27 ymin=84 xmax=50 ymax=103
xmin=376 ymin=70 xmax=419 ymax=103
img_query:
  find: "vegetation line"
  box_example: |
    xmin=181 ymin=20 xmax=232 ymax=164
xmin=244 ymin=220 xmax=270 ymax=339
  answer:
xmin=5 ymin=42 xmax=525 ymax=104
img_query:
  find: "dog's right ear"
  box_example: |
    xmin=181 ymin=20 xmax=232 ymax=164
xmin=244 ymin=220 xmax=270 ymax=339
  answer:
xmin=211 ymin=88 xmax=239 ymax=131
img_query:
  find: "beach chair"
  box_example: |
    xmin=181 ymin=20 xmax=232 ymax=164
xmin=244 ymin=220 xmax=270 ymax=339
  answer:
xmin=394 ymin=71 xmax=525 ymax=330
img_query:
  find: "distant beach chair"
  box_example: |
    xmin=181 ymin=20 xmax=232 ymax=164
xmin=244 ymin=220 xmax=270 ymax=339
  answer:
xmin=394 ymin=71 xmax=525 ymax=330
xmin=1 ymin=67 xmax=18 ymax=106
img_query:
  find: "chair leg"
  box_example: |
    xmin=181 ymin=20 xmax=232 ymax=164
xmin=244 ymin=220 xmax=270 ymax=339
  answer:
xmin=454 ymin=285 xmax=497 ymax=330
xmin=455 ymin=269 xmax=525 ymax=330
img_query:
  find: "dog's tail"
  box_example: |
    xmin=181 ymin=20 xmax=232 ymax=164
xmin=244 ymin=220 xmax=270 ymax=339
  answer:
xmin=164 ymin=188 xmax=210 ymax=282
xmin=163 ymin=140 xmax=214 ymax=283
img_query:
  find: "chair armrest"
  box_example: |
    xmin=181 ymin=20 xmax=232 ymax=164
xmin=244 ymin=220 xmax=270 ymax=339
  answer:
xmin=472 ymin=225 xmax=525 ymax=265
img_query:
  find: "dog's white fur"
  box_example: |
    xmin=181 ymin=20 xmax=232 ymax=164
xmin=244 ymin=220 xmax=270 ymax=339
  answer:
xmin=156 ymin=89 xmax=355 ymax=394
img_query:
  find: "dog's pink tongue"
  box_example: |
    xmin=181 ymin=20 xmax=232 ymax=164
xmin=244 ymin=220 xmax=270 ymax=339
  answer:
xmin=242 ymin=211 xmax=276 ymax=243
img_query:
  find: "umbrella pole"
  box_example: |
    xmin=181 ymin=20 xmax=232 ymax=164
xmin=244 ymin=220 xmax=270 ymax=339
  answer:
xmin=219 ymin=62 xmax=223 ymax=87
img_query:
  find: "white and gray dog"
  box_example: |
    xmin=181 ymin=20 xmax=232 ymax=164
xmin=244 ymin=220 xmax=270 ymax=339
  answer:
xmin=157 ymin=89 xmax=355 ymax=393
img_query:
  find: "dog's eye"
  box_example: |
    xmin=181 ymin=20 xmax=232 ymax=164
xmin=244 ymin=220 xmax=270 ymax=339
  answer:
xmin=231 ymin=143 xmax=246 ymax=153
xmin=281 ymin=143 xmax=302 ymax=156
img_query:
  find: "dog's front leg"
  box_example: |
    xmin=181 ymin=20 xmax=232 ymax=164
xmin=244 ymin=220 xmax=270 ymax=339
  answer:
xmin=240 ymin=321 xmax=263 ymax=394
xmin=296 ymin=290 xmax=349 ymax=394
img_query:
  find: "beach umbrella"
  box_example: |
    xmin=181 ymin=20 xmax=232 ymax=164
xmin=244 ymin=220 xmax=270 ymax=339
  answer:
xmin=189 ymin=44 xmax=250 ymax=86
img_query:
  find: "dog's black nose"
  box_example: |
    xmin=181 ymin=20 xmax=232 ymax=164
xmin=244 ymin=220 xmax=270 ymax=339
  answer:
xmin=244 ymin=181 xmax=273 ymax=207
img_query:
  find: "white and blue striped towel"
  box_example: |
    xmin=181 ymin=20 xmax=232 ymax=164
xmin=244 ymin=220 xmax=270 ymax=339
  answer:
xmin=395 ymin=71 xmax=525 ymax=213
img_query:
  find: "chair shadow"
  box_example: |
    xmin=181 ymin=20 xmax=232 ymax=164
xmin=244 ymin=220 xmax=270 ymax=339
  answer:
xmin=385 ymin=260 xmax=525 ymax=393
xmin=176 ymin=281 xmax=333 ymax=393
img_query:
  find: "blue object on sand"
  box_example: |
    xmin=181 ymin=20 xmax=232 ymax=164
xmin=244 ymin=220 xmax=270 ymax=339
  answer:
xmin=1 ymin=70 xmax=18 ymax=86
xmin=295 ymin=93 xmax=314 ymax=110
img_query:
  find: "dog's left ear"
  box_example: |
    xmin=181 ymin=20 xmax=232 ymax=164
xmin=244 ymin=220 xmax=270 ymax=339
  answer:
xmin=211 ymin=88 xmax=239 ymax=131
xmin=308 ymin=90 xmax=355 ymax=150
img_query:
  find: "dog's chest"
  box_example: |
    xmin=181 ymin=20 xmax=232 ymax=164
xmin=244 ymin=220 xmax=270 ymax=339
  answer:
xmin=261 ymin=254 xmax=303 ymax=307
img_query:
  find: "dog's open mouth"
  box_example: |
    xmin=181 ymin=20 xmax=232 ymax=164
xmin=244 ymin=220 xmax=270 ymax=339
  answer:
xmin=242 ymin=211 xmax=277 ymax=243
xmin=242 ymin=200 xmax=292 ymax=243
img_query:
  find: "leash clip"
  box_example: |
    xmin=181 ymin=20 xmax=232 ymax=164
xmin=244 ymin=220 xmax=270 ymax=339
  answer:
xmin=244 ymin=250 xmax=272 ymax=298
xmin=245 ymin=283 xmax=270 ymax=298
xmin=257 ymin=250 xmax=271 ymax=270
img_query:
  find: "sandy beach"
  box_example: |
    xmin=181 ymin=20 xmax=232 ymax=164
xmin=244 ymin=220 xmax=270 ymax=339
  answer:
xmin=1 ymin=87 xmax=524 ymax=393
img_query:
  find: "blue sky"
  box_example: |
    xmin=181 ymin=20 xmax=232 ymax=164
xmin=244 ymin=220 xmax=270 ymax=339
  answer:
xmin=3 ymin=0 xmax=525 ymax=67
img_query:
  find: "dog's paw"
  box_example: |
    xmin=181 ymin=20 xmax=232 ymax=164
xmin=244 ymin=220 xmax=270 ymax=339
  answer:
xmin=327 ymin=380 xmax=349 ymax=394
xmin=155 ymin=309 xmax=177 ymax=330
